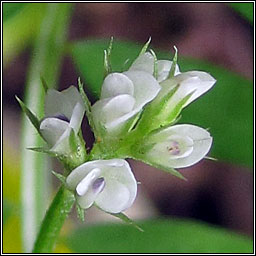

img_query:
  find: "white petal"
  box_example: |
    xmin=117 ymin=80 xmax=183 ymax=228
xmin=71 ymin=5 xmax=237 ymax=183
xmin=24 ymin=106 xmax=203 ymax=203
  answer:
xmin=124 ymin=70 xmax=161 ymax=109
xmin=129 ymin=52 xmax=154 ymax=74
xmin=156 ymin=60 xmax=180 ymax=83
xmin=69 ymin=102 xmax=85 ymax=133
xmin=66 ymin=159 xmax=126 ymax=190
xmin=146 ymin=124 xmax=212 ymax=168
xmin=76 ymin=168 xmax=101 ymax=196
xmin=101 ymin=73 xmax=134 ymax=99
xmin=96 ymin=160 xmax=137 ymax=213
xmin=40 ymin=117 xmax=69 ymax=147
xmin=92 ymin=94 xmax=136 ymax=130
xmin=51 ymin=127 xmax=72 ymax=154
xmin=95 ymin=179 xmax=130 ymax=213
xmin=151 ymin=135 xmax=194 ymax=160
xmin=44 ymin=86 xmax=84 ymax=119
xmin=66 ymin=159 xmax=137 ymax=213
xmin=158 ymin=71 xmax=216 ymax=113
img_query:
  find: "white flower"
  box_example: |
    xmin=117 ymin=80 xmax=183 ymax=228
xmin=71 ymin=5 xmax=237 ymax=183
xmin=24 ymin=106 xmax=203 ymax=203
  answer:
xmin=130 ymin=52 xmax=216 ymax=106
xmin=129 ymin=52 xmax=180 ymax=83
xmin=91 ymin=70 xmax=161 ymax=132
xmin=159 ymin=70 xmax=216 ymax=109
xmin=131 ymin=53 xmax=216 ymax=131
xmin=144 ymin=124 xmax=212 ymax=169
xmin=40 ymin=86 xmax=85 ymax=154
xmin=66 ymin=159 xmax=137 ymax=213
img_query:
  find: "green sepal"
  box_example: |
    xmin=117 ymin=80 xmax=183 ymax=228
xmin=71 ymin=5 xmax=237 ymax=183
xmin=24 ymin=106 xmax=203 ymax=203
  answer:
xmin=104 ymin=37 xmax=113 ymax=77
xmin=76 ymin=203 xmax=85 ymax=222
xmin=204 ymin=156 xmax=218 ymax=161
xmin=127 ymin=110 xmax=143 ymax=132
xmin=16 ymin=95 xmax=42 ymax=136
xmin=110 ymin=212 xmax=144 ymax=232
xmin=150 ymin=49 xmax=158 ymax=79
xmin=133 ymin=153 xmax=186 ymax=180
xmin=139 ymin=37 xmax=151 ymax=56
xmin=168 ymin=45 xmax=178 ymax=79
xmin=52 ymin=170 xmax=67 ymax=185
xmin=78 ymin=77 xmax=91 ymax=114
xmin=78 ymin=78 xmax=97 ymax=137
xmin=69 ymin=128 xmax=79 ymax=153
xmin=27 ymin=146 xmax=59 ymax=157
xmin=135 ymin=85 xmax=195 ymax=134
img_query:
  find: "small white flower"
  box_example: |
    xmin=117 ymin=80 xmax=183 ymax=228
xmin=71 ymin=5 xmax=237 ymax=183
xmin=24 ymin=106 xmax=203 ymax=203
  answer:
xmin=130 ymin=52 xmax=216 ymax=106
xmin=66 ymin=159 xmax=137 ymax=213
xmin=40 ymin=86 xmax=85 ymax=154
xmin=159 ymin=70 xmax=216 ymax=109
xmin=129 ymin=52 xmax=180 ymax=82
xmin=145 ymin=124 xmax=212 ymax=169
xmin=91 ymin=70 xmax=161 ymax=132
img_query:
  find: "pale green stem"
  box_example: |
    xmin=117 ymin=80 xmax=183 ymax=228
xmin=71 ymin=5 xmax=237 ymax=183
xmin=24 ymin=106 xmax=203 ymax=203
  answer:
xmin=20 ymin=3 xmax=73 ymax=253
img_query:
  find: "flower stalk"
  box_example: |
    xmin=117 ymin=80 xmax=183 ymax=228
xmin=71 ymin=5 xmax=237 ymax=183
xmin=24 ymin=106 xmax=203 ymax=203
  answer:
xmin=32 ymin=186 xmax=75 ymax=253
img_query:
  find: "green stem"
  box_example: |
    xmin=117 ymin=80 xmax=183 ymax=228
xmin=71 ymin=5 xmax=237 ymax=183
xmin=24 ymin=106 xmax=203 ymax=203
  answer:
xmin=20 ymin=3 xmax=73 ymax=253
xmin=32 ymin=186 xmax=75 ymax=253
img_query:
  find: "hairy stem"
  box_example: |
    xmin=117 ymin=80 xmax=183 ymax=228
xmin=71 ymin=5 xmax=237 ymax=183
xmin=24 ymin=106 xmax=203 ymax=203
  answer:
xmin=32 ymin=186 xmax=75 ymax=253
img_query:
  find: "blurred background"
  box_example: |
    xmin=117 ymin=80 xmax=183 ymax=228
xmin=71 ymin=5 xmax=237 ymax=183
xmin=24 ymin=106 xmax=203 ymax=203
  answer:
xmin=3 ymin=2 xmax=253 ymax=253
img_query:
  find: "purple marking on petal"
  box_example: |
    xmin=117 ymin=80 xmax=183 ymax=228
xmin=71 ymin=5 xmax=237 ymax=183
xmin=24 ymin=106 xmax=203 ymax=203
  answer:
xmin=168 ymin=140 xmax=181 ymax=155
xmin=92 ymin=177 xmax=105 ymax=194
xmin=52 ymin=114 xmax=70 ymax=123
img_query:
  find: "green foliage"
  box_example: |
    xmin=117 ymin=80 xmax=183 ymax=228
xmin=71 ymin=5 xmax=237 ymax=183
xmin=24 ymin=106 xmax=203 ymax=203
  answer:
xmin=65 ymin=218 xmax=253 ymax=253
xmin=70 ymin=39 xmax=253 ymax=168
xmin=3 ymin=3 xmax=27 ymax=21
xmin=229 ymin=3 xmax=253 ymax=23
xmin=3 ymin=3 xmax=47 ymax=68
xmin=3 ymin=199 xmax=13 ymax=226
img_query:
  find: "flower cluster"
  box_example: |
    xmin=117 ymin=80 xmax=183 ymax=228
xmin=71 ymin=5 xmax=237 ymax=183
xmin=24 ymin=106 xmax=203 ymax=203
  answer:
xmin=19 ymin=40 xmax=216 ymax=219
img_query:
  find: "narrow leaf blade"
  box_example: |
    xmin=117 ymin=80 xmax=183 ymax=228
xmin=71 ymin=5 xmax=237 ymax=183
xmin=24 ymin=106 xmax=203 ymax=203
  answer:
xmin=16 ymin=96 xmax=42 ymax=136
xmin=110 ymin=212 xmax=144 ymax=232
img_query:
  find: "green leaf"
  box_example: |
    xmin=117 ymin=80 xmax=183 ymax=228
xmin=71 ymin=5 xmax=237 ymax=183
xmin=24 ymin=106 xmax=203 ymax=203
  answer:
xmin=65 ymin=218 xmax=253 ymax=253
xmin=229 ymin=3 xmax=253 ymax=23
xmin=40 ymin=76 xmax=49 ymax=93
xmin=70 ymin=39 xmax=253 ymax=168
xmin=3 ymin=3 xmax=27 ymax=21
xmin=76 ymin=204 xmax=85 ymax=222
xmin=16 ymin=96 xmax=41 ymax=136
xmin=3 ymin=3 xmax=47 ymax=68
xmin=110 ymin=212 xmax=144 ymax=232
xmin=3 ymin=199 xmax=13 ymax=226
